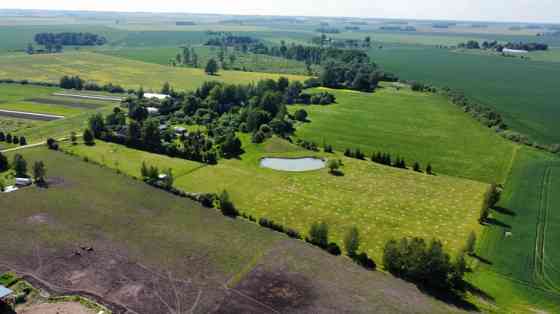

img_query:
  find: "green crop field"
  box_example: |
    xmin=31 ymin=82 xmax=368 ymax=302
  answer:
xmin=469 ymin=147 xmax=560 ymax=313
xmin=0 ymin=83 xmax=114 ymax=117
xmin=368 ymin=45 xmax=560 ymax=145
xmin=0 ymin=51 xmax=308 ymax=91
xmin=0 ymin=146 xmax=461 ymax=314
xmin=62 ymin=135 xmax=488 ymax=263
xmin=291 ymin=86 xmax=515 ymax=183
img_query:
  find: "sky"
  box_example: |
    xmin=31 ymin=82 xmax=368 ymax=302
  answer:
xmin=1 ymin=0 xmax=558 ymax=23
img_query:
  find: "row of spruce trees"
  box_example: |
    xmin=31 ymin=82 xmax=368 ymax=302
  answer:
xmin=0 ymin=132 xmax=27 ymax=146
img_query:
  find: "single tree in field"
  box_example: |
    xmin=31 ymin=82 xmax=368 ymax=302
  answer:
xmin=344 ymin=226 xmax=360 ymax=257
xmin=33 ymin=161 xmax=46 ymax=185
xmin=308 ymin=222 xmax=329 ymax=249
xmin=19 ymin=136 xmax=27 ymax=146
xmin=140 ymin=161 xmax=149 ymax=179
xmin=413 ymin=161 xmax=421 ymax=172
xmin=205 ymin=58 xmax=219 ymax=75
xmin=83 ymin=129 xmax=95 ymax=146
xmin=13 ymin=154 xmax=27 ymax=178
xmin=294 ymin=109 xmax=308 ymax=122
xmin=327 ymin=159 xmax=340 ymax=174
xmin=426 ymin=163 xmax=433 ymax=175
xmin=465 ymin=231 xmax=477 ymax=256
xmin=0 ymin=178 xmax=5 ymax=192
xmin=485 ymin=183 xmax=501 ymax=209
xmin=70 ymin=131 xmax=78 ymax=145
xmin=162 ymin=168 xmax=174 ymax=190
xmin=479 ymin=206 xmax=490 ymax=224
xmin=161 ymin=82 xmax=171 ymax=95
xmin=0 ymin=152 xmax=8 ymax=172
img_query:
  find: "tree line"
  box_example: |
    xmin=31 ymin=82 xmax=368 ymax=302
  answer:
xmin=344 ymin=148 xmax=434 ymax=174
xmin=60 ymin=76 xmax=126 ymax=94
xmin=458 ymin=40 xmax=548 ymax=52
xmin=34 ymin=32 xmax=107 ymax=47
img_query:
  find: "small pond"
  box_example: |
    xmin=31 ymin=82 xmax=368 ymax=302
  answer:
xmin=260 ymin=157 xmax=325 ymax=172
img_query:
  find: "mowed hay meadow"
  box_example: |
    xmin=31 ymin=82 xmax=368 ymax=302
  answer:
xmin=64 ymin=136 xmax=489 ymax=263
xmin=0 ymin=51 xmax=308 ymax=91
xmin=291 ymin=86 xmax=515 ymax=183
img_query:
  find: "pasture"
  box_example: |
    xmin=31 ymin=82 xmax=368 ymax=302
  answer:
xmin=0 ymin=147 xmax=460 ymax=314
xmin=62 ymin=135 xmax=489 ymax=263
xmin=368 ymin=45 xmax=560 ymax=145
xmin=97 ymin=45 xmax=314 ymax=75
xmin=291 ymin=86 xmax=515 ymax=183
xmin=472 ymin=147 xmax=560 ymax=312
xmin=0 ymin=51 xmax=308 ymax=91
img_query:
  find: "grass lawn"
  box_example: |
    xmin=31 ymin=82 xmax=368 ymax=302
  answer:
xmin=63 ymin=135 xmax=489 ymax=263
xmin=469 ymin=147 xmax=560 ymax=313
xmin=291 ymin=86 xmax=515 ymax=184
xmin=0 ymin=51 xmax=308 ymax=91
xmin=63 ymin=140 xmax=205 ymax=179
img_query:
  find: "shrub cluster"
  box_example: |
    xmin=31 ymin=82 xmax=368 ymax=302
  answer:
xmin=259 ymin=218 xmax=302 ymax=239
xmin=296 ymin=139 xmax=319 ymax=151
xmin=60 ymin=76 xmax=125 ymax=94
xmin=0 ymin=132 xmax=27 ymax=146
xmin=383 ymin=237 xmax=467 ymax=292
xmin=343 ymin=148 xmax=434 ymax=175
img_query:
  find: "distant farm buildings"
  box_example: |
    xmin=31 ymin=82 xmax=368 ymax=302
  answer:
xmin=502 ymin=48 xmax=529 ymax=54
xmin=144 ymin=93 xmax=170 ymax=100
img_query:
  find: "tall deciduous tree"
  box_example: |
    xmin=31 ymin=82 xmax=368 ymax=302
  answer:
xmin=205 ymin=58 xmax=219 ymax=75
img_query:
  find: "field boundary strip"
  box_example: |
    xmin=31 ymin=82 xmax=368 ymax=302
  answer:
xmin=52 ymin=93 xmax=123 ymax=102
xmin=0 ymin=109 xmax=64 ymax=120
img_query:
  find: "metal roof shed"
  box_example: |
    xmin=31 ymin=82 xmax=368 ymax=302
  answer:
xmin=0 ymin=285 xmax=12 ymax=299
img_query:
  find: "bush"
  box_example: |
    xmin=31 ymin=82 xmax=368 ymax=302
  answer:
xmin=46 ymin=138 xmax=59 ymax=150
xmin=83 ymin=129 xmax=95 ymax=146
xmin=355 ymin=252 xmax=376 ymax=270
xmin=327 ymin=242 xmax=342 ymax=255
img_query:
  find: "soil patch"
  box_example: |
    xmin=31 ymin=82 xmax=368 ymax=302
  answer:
xmin=18 ymin=301 xmax=97 ymax=314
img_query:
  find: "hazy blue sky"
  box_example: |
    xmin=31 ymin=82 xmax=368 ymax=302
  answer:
xmin=2 ymin=0 xmax=558 ymax=23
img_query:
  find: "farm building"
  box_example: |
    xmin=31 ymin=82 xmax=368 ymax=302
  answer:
xmin=0 ymin=285 xmax=12 ymax=302
xmin=174 ymin=126 xmax=187 ymax=134
xmin=15 ymin=178 xmax=32 ymax=186
xmin=144 ymin=93 xmax=170 ymax=100
xmin=503 ymin=48 xmax=529 ymax=54
xmin=147 ymin=107 xmax=160 ymax=115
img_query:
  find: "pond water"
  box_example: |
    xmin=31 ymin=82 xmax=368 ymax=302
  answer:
xmin=260 ymin=157 xmax=325 ymax=172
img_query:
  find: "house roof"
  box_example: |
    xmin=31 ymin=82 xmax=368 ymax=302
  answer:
xmin=0 ymin=285 xmax=12 ymax=299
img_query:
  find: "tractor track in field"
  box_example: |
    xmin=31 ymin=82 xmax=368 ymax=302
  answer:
xmin=532 ymin=166 xmax=560 ymax=292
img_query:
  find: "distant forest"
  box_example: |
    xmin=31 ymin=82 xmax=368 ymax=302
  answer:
xmin=34 ymin=32 xmax=107 ymax=51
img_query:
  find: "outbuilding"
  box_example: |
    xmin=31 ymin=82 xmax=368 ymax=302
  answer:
xmin=15 ymin=178 xmax=32 ymax=186
xmin=174 ymin=127 xmax=187 ymax=135
xmin=0 ymin=285 xmax=13 ymax=301
xmin=147 ymin=107 xmax=160 ymax=115
xmin=502 ymin=48 xmax=529 ymax=54
xmin=144 ymin=93 xmax=170 ymax=100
